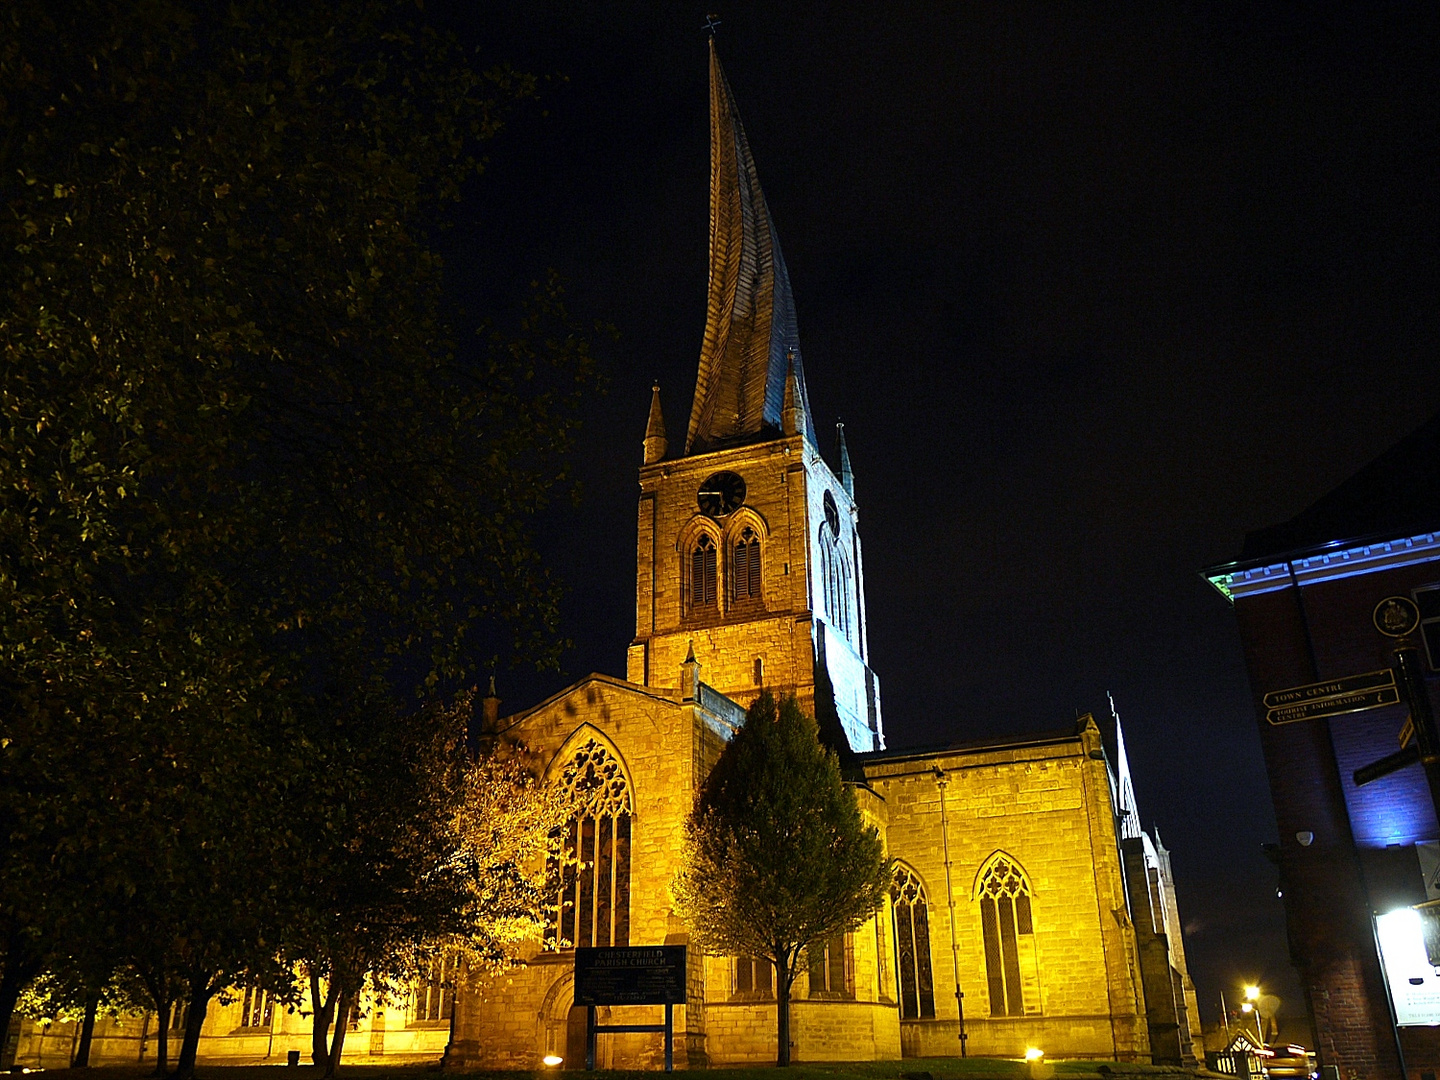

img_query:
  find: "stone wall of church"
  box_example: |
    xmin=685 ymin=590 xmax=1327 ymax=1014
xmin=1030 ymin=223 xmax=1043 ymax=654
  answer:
xmin=864 ymin=720 xmax=1153 ymax=1063
xmin=447 ymin=677 xmax=720 ymax=1070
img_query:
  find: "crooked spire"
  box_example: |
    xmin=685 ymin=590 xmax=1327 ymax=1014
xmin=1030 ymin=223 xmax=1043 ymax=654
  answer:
xmin=686 ymin=38 xmax=816 ymax=455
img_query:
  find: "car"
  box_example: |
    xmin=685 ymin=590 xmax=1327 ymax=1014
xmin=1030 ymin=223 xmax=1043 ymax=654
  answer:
xmin=1261 ymin=1044 xmax=1314 ymax=1078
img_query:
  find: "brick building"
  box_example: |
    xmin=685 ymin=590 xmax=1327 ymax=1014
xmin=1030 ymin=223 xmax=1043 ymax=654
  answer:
xmin=1203 ymin=413 xmax=1440 ymax=1080
xmin=445 ymin=40 xmax=1200 ymax=1069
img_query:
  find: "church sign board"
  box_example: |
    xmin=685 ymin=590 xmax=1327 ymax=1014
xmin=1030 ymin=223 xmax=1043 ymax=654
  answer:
xmin=1263 ymin=669 xmax=1399 ymax=725
xmin=574 ymin=947 xmax=686 ymax=1071
xmin=573 ymin=946 xmax=686 ymax=1005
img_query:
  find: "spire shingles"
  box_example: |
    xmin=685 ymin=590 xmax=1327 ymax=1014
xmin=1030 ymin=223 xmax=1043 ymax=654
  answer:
xmin=686 ymin=39 xmax=816 ymax=455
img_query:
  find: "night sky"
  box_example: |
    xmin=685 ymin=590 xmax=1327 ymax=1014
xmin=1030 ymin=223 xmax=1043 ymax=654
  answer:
xmin=434 ymin=2 xmax=1440 ymax=1026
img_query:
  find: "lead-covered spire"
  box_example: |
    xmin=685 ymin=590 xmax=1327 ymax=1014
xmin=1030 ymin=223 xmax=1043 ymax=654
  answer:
xmin=686 ymin=39 xmax=815 ymax=455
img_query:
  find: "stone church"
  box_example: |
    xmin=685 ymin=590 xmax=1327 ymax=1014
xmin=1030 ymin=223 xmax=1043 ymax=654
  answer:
xmin=5 ymin=41 xmax=1199 ymax=1073
xmin=445 ymin=41 xmax=1201 ymax=1070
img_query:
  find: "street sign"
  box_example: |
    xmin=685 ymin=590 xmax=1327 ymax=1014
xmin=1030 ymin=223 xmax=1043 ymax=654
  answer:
xmin=1263 ymin=668 xmax=1400 ymax=725
xmin=1263 ymin=668 xmax=1397 ymax=710
xmin=1267 ymin=685 xmax=1400 ymax=725
xmin=574 ymin=946 xmax=686 ymax=1006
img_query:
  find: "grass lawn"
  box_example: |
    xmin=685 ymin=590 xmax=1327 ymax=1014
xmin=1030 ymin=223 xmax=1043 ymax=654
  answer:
xmin=21 ymin=1060 xmax=1218 ymax=1080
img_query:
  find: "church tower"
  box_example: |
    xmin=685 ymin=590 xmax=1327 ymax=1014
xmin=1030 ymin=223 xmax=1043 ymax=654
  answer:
xmin=626 ymin=40 xmax=884 ymax=753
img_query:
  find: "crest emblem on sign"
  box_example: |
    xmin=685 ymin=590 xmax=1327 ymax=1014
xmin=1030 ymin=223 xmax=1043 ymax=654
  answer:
xmin=1374 ymin=596 xmax=1421 ymax=638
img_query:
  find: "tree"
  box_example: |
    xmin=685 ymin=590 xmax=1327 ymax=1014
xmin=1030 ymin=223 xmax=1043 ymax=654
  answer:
xmin=0 ymin=0 xmax=599 ymax=1064
xmin=280 ymin=693 xmax=570 ymax=1077
xmin=672 ymin=692 xmax=890 ymax=1066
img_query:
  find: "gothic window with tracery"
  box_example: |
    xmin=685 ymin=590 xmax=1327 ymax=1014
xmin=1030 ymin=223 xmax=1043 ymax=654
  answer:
xmin=548 ymin=739 xmax=633 ymax=950
xmin=977 ymin=854 xmax=1041 ymax=1016
xmin=891 ymin=865 xmax=936 ymax=1019
xmin=413 ymin=955 xmax=456 ymax=1024
xmin=691 ymin=534 xmax=717 ymax=609
xmin=733 ymin=526 xmax=762 ymax=602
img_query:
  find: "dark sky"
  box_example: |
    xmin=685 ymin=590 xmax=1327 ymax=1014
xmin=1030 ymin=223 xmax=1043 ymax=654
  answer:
xmin=435 ymin=1 xmax=1440 ymax=1027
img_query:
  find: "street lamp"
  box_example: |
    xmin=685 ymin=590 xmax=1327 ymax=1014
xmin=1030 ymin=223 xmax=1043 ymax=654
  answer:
xmin=1241 ymin=984 xmax=1264 ymax=1043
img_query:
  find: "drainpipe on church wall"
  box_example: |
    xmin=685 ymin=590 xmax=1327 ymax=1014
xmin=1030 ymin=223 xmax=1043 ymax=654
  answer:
xmin=933 ymin=767 xmax=968 ymax=1056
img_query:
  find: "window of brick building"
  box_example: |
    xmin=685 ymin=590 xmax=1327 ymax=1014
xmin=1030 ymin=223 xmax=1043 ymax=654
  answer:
xmin=806 ymin=933 xmax=853 ymax=999
xmin=891 ymin=864 xmax=936 ymax=1019
xmin=977 ymin=854 xmax=1041 ymax=1016
xmin=733 ymin=956 xmax=773 ymax=999
xmin=1416 ymin=584 xmax=1440 ymax=671
xmin=548 ymin=739 xmax=633 ymax=950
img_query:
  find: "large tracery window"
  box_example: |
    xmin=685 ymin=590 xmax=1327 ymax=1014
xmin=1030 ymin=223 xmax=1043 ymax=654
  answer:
xmin=549 ymin=739 xmax=633 ymax=950
xmin=891 ymin=865 xmax=936 ymax=1019
xmin=733 ymin=527 xmax=762 ymax=602
xmin=691 ymin=534 xmax=717 ymax=609
xmin=977 ymin=854 xmax=1041 ymax=1016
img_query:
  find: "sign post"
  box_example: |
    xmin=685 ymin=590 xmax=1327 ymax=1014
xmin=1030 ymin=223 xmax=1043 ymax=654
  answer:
xmin=573 ymin=946 xmax=686 ymax=1072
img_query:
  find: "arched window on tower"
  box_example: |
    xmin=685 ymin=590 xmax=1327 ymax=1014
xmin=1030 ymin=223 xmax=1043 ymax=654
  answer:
xmin=819 ymin=537 xmax=834 ymax=618
xmin=977 ymin=854 xmax=1041 ymax=1016
xmin=891 ymin=865 xmax=936 ymax=1019
xmin=690 ymin=534 xmax=717 ymax=609
xmin=733 ymin=526 xmax=761 ymax=602
xmin=548 ymin=738 xmax=633 ymax=950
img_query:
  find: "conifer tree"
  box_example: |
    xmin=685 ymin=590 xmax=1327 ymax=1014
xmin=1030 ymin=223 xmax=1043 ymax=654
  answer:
xmin=673 ymin=691 xmax=889 ymax=1066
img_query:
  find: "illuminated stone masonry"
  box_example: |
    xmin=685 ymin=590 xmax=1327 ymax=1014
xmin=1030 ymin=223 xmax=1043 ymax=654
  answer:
xmin=446 ymin=37 xmax=1200 ymax=1072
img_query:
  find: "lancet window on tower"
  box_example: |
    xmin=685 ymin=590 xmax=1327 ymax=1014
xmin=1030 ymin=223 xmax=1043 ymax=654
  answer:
xmin=691 ymin=534 xmax=718 ymax=609
xmin=891 ymin=865 xmax=936 ymax=1019
xmin=818 ymin=532 xmax=852 ymax=640
xmin=733 ymin=526 xmax=761 ymax=602
xmin=548 ymin=739 xmax=633 ymax=950
xmin=977 ymin=854 xmax=1041 ymax=1016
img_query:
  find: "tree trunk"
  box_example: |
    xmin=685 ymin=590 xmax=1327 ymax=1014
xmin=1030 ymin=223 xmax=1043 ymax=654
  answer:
xmin=310 ymin=967 xmax=337 ymax=1067
xmin=323 ymin=990 xmax=353 ymax=1079
xmin=136 ymin=966 xmax=170 ymax=1077
xmin=776 ymin=961 xmax=792 ymax=1067
xmin=171 ymin=975 xmax=213 ymax=1080
xmin=153 ymin=1002 xmax=170 ymax=1078
xmin=72 ymin=992 xmax=100 ymax=1066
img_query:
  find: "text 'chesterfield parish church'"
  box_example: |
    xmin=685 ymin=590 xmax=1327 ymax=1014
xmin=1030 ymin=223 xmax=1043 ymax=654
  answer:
xmin=446 ymin=41 xmax=1200 ymax=1069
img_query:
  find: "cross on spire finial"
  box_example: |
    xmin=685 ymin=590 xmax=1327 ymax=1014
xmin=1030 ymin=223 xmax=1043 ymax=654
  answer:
xmin=702 ymin=13 xmax=722 ymax=36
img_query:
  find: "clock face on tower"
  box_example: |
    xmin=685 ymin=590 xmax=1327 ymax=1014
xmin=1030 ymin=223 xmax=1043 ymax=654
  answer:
xmin=698 ymin=471 xmax=746 ymax=517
